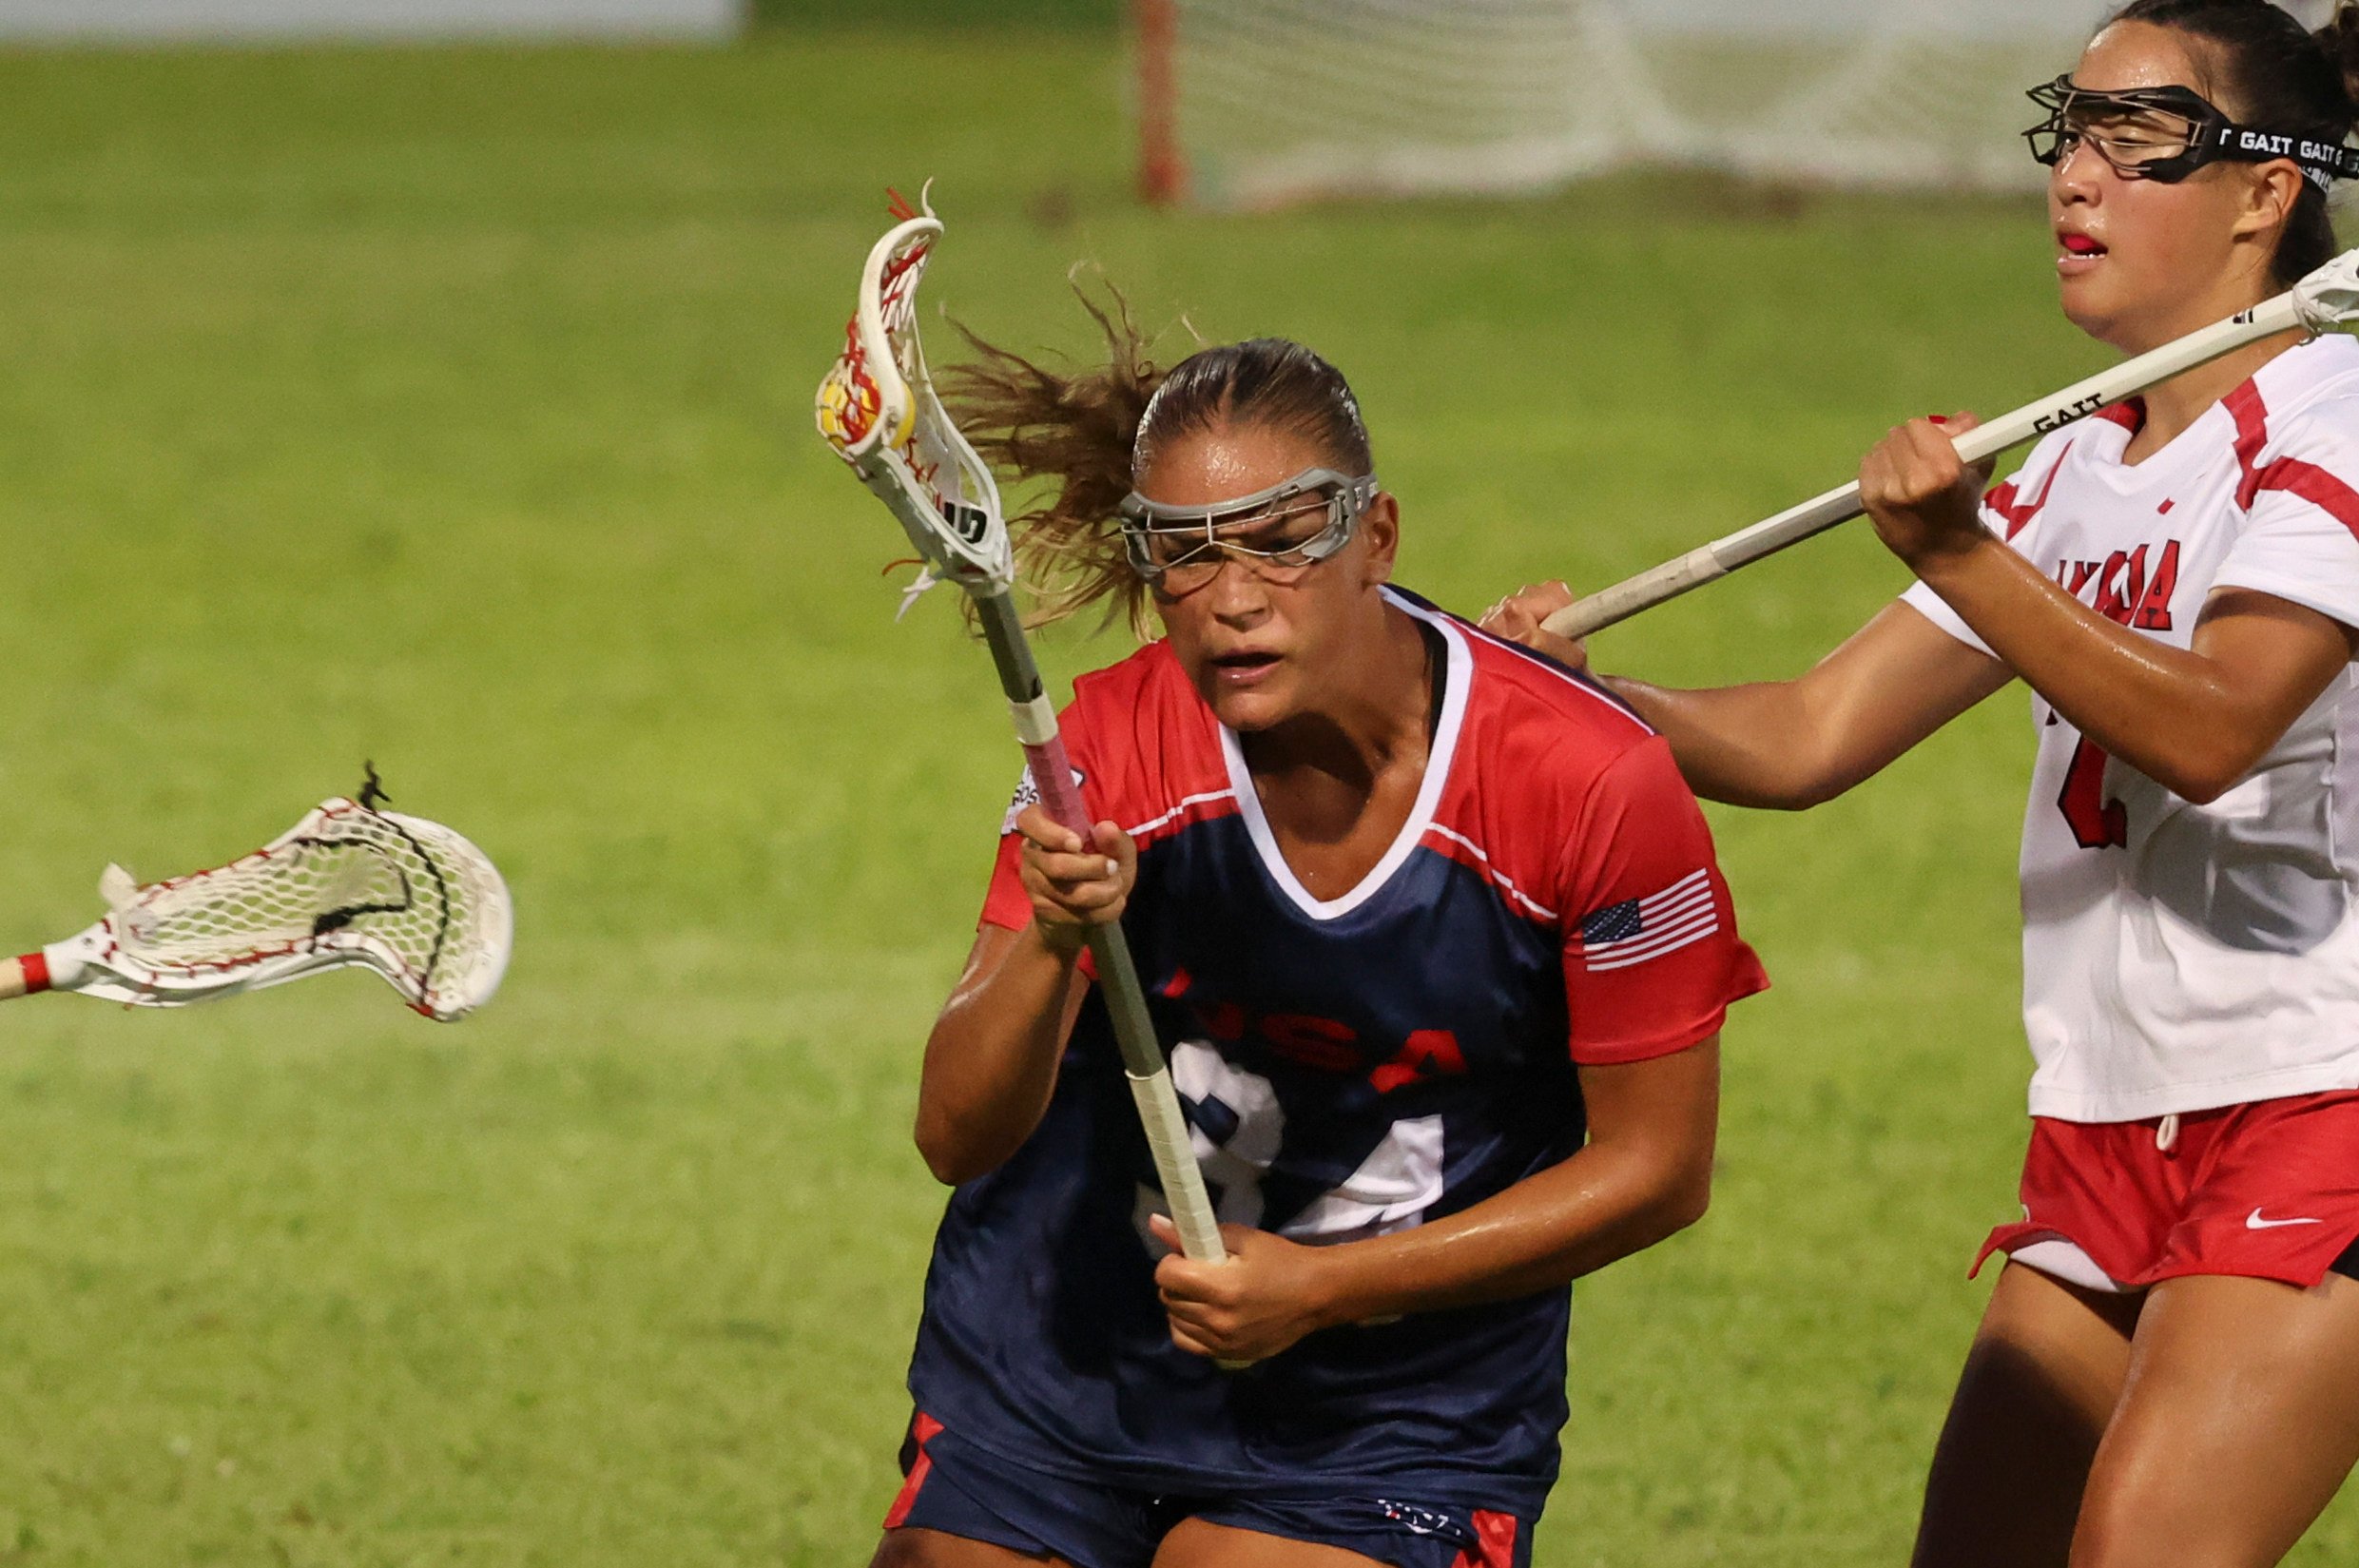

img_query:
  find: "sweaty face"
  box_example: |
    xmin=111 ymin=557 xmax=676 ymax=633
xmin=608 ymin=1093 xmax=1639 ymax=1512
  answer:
xmin=2048 ymin=23 xmax=2292 ymax=353
xmin=1133 ymin=423 xmax=1394 ymax=734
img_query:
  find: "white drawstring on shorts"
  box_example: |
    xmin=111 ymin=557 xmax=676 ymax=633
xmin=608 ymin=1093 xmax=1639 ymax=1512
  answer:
xmin=2156 ymin=1112 xmax=2180 ymax=1153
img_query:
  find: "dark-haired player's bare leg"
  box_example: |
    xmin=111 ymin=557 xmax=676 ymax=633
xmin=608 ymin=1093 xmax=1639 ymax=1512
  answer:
xmin=2068 ymin=1272 xmax=2359 ymax=1568
xmin=1152 ymin=1520 xmax=1383 ymax=1567
xmin=1911 ymin=1262 xmax=2141 ymax=1568
xmin=871 ymin=1529 xmax=1071 ymax=1568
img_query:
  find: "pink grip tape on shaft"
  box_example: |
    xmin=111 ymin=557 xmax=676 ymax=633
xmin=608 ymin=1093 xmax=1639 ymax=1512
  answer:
xmin=1023 ymin=737 xmax=1095 ymax=842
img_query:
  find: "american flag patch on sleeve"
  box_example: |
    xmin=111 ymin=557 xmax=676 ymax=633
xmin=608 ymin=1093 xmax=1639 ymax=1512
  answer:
xmin=1577 ymin=869 xmax=1717 ymax=972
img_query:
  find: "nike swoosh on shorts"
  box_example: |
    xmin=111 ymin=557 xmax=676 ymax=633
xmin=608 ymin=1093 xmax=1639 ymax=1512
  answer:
xmin=2246 ymin=1208 xmax=2326 ymax=1229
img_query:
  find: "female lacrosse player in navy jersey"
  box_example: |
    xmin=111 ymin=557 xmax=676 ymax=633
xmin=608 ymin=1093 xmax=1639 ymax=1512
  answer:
xmin=867 ymin=330 xmax=1766 ymax=1568
xmin=1489 ymin=4 xmax=2359 ymax=1564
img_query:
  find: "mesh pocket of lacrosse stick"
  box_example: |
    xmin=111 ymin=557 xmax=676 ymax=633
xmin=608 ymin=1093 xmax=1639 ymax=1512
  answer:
xmin=816 ymin=185 xmax=1014 ymax=600
xmin=817 ymin=188 xmax=931 ymax=464
xmin=48 ymin=797 xmax=512 ymax=1021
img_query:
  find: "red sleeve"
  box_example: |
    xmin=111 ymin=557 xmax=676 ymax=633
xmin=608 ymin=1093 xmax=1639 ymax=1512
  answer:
xmin=975 ymin=687 xmax=1114 ymax=988
xmin=980 ymin=682 xmax=1099 ymax=935
xmin=1557 ymin=738 xmax=1768 ymax=1065
xmin=978 ymin=822 xmax=1033 ymax=933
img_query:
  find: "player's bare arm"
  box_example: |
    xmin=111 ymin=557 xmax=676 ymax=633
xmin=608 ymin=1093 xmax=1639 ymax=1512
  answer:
xmin=914 ymin=805 xmax=1134 ymax=1185
xmin=1862 ymin=413 xmax=2359 ymax=804
xmin=1150 ymin=1036 xmax=1718 ymax=1365
xmin=1482 ymin=584 xmax=2010 ymax=808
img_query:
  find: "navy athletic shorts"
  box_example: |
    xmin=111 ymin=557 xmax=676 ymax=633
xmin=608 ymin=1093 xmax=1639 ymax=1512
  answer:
xmin=882 ymin=1412 xmax=1534 ymax=1568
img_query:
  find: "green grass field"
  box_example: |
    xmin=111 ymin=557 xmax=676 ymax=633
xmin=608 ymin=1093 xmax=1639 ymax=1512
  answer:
xmin=0 ymin=27 xmax=2350 ymax=1567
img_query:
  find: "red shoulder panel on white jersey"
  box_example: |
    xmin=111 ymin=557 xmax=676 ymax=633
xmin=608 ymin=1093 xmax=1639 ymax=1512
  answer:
xmin=2220 ymin=336 xmax=2359 ymax=539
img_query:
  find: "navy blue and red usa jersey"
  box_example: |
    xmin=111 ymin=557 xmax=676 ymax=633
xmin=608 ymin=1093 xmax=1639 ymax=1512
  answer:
xmin=906 ymin=588 xmax=1766 ymax=1515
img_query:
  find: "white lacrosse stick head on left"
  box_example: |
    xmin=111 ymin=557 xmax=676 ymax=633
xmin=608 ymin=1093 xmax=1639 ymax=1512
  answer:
xmin=25 ymin=797 xmax=512 ymax=1021
xmin=815 ymin=185 xmax=1015 ymax=602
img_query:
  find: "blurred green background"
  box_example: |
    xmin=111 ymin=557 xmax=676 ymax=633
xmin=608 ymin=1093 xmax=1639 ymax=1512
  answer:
xmin=750 ymin=1 xmax=1116 ymax=27
xmin=0 ymin=18 xmax=2349 ymax=1568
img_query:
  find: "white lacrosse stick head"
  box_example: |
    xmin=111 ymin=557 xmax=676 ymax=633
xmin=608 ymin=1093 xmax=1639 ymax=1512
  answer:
xmin=2293 ymin=247 xmax=2359 ymax=333
xmin=43 ymin=798 xmax=513 ymax=1021
xmin=815 ymin=187 xmax=1015 ymax=600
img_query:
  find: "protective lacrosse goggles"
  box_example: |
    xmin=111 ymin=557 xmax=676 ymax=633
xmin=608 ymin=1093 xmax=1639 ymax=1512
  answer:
xmin=1117 ymin=467 xmax=1378 ymax=589
xmin=2024 ymin=75 xmax=2359 ymax=193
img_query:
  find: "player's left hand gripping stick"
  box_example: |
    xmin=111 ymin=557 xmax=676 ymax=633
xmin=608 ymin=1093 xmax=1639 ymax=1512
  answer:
xmin=815 ymin=188 xmax=1230 ymax=1277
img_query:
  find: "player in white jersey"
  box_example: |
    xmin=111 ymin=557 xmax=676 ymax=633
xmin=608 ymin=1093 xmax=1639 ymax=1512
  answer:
xmin=1908 ymin=336 xmax=2359 ymax=1125
xmin=1484 ymin=3 xmax=2359 ymax=1564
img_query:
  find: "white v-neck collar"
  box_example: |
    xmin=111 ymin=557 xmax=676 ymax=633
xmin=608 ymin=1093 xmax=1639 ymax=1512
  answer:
xmin=1215 ymin=590 xmax=1472 ymax=921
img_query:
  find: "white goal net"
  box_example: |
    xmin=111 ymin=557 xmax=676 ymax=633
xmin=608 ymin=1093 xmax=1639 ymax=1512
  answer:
xmin=1140 ymin=0 xmax=2334 ymax=208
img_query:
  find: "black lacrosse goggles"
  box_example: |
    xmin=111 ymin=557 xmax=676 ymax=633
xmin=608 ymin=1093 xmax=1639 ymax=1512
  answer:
xmin=1117 ymin=467 xmax=1378 ymax=590
xmin=2024 ymin=74 xmax=2359 ymax=193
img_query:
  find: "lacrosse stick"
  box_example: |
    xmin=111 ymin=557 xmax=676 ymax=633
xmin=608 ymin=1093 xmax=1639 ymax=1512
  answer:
xmin=1545 ymin=247 xmax=2359 ymax=641
xmin=817 ymin=188 xmax=1228 ymax=1268
xmin=0 ymin=783 xmax=512 ymax=1021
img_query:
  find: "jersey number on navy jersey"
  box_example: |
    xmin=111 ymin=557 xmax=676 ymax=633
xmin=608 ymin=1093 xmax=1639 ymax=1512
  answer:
xmin=1131 ymin=1040 xmax=1446 ymax=1251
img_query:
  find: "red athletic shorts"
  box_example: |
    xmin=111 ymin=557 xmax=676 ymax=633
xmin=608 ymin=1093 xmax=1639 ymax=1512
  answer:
xmin=1976 ymin=1092 xmax=2359 ymax=1291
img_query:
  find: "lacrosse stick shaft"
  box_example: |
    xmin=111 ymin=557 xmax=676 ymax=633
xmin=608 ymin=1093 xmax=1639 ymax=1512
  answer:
xmin=1544 ymin=284 xmax=2318 ymax=641
xmin=0 ymin=955 xmax=37 ymax=1001
xmin=972 ymin=590 xmax=1228 ymax=1266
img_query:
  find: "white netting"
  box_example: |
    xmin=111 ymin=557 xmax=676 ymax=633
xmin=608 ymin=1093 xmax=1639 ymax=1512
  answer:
xmin=1150 ymin=0 xmax=2313 ymax=208
xmin=76 ymin=798 xmax=512 ymax=1020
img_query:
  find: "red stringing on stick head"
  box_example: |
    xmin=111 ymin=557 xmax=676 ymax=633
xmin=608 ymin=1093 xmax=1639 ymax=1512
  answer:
xmin=817 ymin=193 xmax=937 ymax=458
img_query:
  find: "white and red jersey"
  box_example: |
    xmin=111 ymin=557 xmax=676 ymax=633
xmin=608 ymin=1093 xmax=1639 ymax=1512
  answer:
xmin=1905 ymin=333 xmax=2359 ymax=1121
